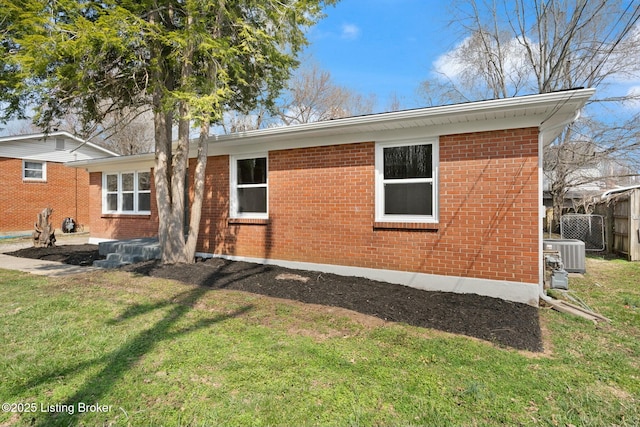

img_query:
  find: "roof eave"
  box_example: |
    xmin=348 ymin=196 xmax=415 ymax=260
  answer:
xmin=209 ymin=88 xmax=596 ymax=145
xmin=67 ymin=88 xmax=596 ymax=170
xmin=0 ymin=130 xmax=120 ymax=157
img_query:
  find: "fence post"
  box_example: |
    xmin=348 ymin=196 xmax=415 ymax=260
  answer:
xmin=606 ymin=203 xmax=615 ymax=254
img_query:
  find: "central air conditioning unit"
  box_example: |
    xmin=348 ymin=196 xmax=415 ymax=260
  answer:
xmin=543 ymin=239 xmax=586 ymax=273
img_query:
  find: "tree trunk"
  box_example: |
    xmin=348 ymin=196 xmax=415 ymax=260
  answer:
xmin=154 ymin=9 xmax=199 ymax=264
xmin=153 ymin=104 xmax=176 ymax=262
xmin=32 ymin=207 xmax=56 ymax=248
xmin=550 ymin=183 xmax=567 ymax=234
xmin=159 ymin=108 xmax=190 ymax=264
xmin=183 ymin=121 xmax=209 ymax=262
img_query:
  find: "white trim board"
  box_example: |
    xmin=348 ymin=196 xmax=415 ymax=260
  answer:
xmin=88 ymin=237 xmax=117 ymax=245
xmin=195 ymin=252 xmax=540 ymax=306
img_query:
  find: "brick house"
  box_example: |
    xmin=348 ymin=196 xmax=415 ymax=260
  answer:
xmin=68 ymin=89 xmax=594 ymax=306
xmin=0 ymin=131 xmax=118 ymax=234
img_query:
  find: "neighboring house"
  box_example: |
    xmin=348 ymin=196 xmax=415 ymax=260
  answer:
xmin=0 ymin=131 xmax=118 ymax=234
xmin=544 ymin=161 xmax=640 ymax=212
xmin=67 ymin=88 xmax=595 ymax=306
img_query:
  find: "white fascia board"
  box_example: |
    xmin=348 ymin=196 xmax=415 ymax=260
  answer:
xmin=208 ymin=88 xmax=596 ymax=144
xmin=80 ymin=141 xmax=120 ymax=157
xmin=65 ymin=88 xmax=596 ymax=170
xmin=205 ymin=88 xmax=596 ymax=155
xmin=0 ymin=131 xmax=75 ymax=144
xmin=205 ymin=114 xmax=555 ymax=157
xmin=66 ymin=152 xmax=155 ymax=172
xmin=0 ymin=130 xmax=84 ymax=145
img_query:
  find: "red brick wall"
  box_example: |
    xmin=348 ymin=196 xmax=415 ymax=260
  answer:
xmin=87 ymin=171 xmax=159 ymax=239
xmin=87 ymin=127 xmax=539 ymax=284
xmin=196 ymin=128 xmax=539 ymax=284
xmin=436 ymin=129 xmax=539 ymax=283
xmin=0 ymin=157 xmax=91 ymax=233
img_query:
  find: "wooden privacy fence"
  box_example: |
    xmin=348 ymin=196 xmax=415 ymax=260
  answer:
xmin=596 ymin=188 xmax=640 ymax=261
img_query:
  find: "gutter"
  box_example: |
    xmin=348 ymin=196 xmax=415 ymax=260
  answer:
xmin=69 ymin=137 xmax=120 ymax=157
xmin=600 ymin=184 xmax=640 ymax=200
xmin=210 ymin=88 xmax=597 ymax=144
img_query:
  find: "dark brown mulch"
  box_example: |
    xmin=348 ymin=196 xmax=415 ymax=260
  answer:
xmin=6 ymin=245 xmax=543 ymax=352
xmin=6 ymin=244 xmax=105 ymax=266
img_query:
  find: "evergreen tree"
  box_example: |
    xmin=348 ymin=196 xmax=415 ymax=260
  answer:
xmin=1 ymin=0 xmax=336 ymax=262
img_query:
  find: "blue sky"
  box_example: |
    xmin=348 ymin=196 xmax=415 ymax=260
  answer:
xmin=3 ymin=0 xmax=451 ymax=135
xmin=304 ymin=0 xmax=456 ymax=111
xmin=302 ymin=0 xmax=640 ymax=116
xmin=3 ymin=0 xmax=637 ymax=136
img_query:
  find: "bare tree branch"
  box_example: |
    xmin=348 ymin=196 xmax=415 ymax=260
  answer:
xmin=419 ymin=0 xmax=640 ymax=228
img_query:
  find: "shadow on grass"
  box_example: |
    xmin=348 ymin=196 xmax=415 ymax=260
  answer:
xmin=122 ymin=259 xmax=544 ymax=352
xmin=33 ymin=282 xmax=253 ymax=427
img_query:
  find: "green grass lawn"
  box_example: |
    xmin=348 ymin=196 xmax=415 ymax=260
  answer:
xmin=0 ymin=257 xmax=638 ymax=427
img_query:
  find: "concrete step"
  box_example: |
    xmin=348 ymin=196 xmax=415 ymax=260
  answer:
xmin=98 ymin=237 xmax=161 ymax=258
xmin=106 ymin=253 xmax=146 ymax=264
xmin=93 ymin=259 xmax=126 ymax=269
xmin=95 ymin=238 xmax=160 ymax=268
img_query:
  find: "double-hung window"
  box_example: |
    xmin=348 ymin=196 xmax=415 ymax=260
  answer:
xmin=375 ymin=139 xmax=438 ymax=223
xmin=103 ymin=171 xmax=151 ymax=214
xmin=23 ymin=160 xmax=46 ymax=181
xmin=230 ymin=154 xmax=268 ymax=219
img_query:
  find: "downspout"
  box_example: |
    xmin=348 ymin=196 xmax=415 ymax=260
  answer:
xmin=73 ymin=152 xmax=79 ymax=229
xmin=538 ymin=110 xmax=581 ymax=303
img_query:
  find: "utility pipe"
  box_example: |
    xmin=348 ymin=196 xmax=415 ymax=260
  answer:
xmin=538 ymin=110 xmax=582 ymax=302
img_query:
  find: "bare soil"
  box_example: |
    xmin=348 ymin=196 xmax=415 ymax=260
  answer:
xmin=6 ymin=244 xmax=543 ymax=352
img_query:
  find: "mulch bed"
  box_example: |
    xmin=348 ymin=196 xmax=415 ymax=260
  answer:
xmin=6 ymin=245 xmax=543 ymax=352
xmin=6 ymin=244 xmax=104 ymax=266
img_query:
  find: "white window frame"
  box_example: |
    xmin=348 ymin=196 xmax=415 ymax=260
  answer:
xmin=102 ymin=171 xmax=151 ymax=215
xmin=22 ymin=160 xmax=47 ymax=181
xmin=230 ymin=153 xmax=268 ymax=219
xmin=375 ymin=138 xmax=439 ymax=223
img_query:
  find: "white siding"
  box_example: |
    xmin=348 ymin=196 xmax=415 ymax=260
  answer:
xmin=0 ymin=134 xmax=115 ymax=162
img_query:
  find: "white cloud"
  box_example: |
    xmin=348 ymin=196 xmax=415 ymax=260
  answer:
xmin=432 ymin=40 xmax=467 ymax=79
xmin=430 ymin=34 xmax=539 ymax=98
xmin=341 ymin=23 xmax=361 ymax=40
xmin=624 ymin=86 xmax=640 ymax=110
xmin=433 ymin=35 xmax=533 ymax=79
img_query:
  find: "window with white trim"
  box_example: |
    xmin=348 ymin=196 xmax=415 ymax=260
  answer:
xmin=23 ymin=160 xmax=46 ymax=181
xmin=375 ymin=139 xmax=438 ymax=223
xmin=103 ymin=171 xmax=151 ymax=214
xmin=230 ymin=154 xmax=268 ymax=219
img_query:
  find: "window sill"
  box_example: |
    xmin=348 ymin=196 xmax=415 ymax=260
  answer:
xmin=374 ymin=222 xmax=439 ymax=231
xmin=101 ymin=213 xmax=151 ymax=219
xmin=228 ymin=218 xmax=270 ymax=226
xmin=23 ymin=179 xmax=47 ymax=183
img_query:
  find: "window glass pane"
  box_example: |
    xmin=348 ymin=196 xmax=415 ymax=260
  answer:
xmin=122 ymin=173 xmax=134 ymax=191
xmin=24 ymin=169 xmax=43 ymax=178
xmin=107 ymin=194 xmax=118 ymax=211
xmin=122 ymin=193 xmax=134 ymax=211
xmin=106 ymin=174 xmax=118 ymax=192
xmin=237 ymin=158 xmax=267 ymax=185
xmin=238 ymin=187 xmax=267 ymax=213
xmin=384 ymin=144 xmax=432 ymax=179
xmin=384 ymin=182 xmax=432 ymax=215
xmin=138 ymin=172 xmax=151 ymax=191
xmin=24 ymin=161 xmax=43 ymax=171
xmin=138 ymin=193 xmax=151 ymax=212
